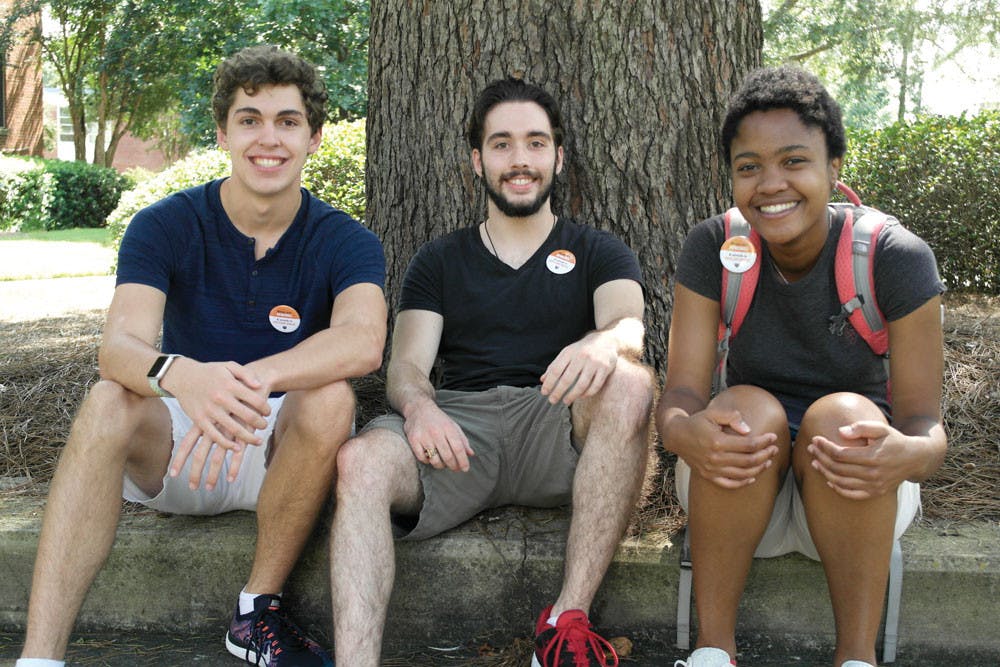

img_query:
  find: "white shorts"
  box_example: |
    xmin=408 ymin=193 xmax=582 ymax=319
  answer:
xmin=674 ymin=459 xmax=921 ymax=560
xmin=121 ymin=396 xmax=284 ymax=515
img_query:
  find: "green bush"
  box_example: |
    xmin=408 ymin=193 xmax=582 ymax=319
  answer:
xmin=109 ymin=118 xmax=368 ymax=249
xmin=0 ymin=158 xmax=51 ymax=232
xmin=107 ymin=148 xmax=230 ymax=245
xmin=842 ymin=111 xmax=1000 ymax=294
xmin=0 ymin=156 xmax=130 ymax=232
xmin=302 ymin=118 xmax=366 ymax=222
xmin=43 ymin=160 xmax=132 ymax=230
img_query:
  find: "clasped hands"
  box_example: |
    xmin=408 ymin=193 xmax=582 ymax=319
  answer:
xmin=685 ymin=406 xmax=913 ymax=499
xmin=165 ymin=360 xmax=272 ymax=491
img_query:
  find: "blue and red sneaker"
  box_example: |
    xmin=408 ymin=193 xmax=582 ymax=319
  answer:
xmin=225 ymin=594 xmax=333 ymax=666
xmin=531 ymin=605 xmax=618 ymax=666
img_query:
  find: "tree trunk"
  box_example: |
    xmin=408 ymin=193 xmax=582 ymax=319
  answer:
xmin=367 ymin=0 xmax=761 ymax=373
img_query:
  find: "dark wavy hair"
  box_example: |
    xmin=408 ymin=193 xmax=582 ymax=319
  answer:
xmin=721 ymin=65 xmax=846 ymax=163
xmin=212 ymin=45 xmax=328 ymax=135
xmin=467 ymin=77 xmax=564 ymax=151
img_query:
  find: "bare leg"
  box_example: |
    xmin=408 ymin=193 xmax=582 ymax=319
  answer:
xmin=550 ymin=361 xmax=654 ymax=615
xmin=687 ymin=385 xmax=791 ymax=658
xmin=21 ymin=381 xmax=172 ymax=659
xmin=330 ymin=428 xmax=422 ymax=667
xmin=796 ymin=393 xmax=895 ymax=667
xmin=245 ymin=381 xmax=355 ymax=594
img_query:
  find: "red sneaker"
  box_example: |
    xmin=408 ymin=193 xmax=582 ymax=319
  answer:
xmin=531 ymin=605 xmax=618 ymax=667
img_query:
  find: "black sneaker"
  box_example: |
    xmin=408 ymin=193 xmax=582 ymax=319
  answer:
xmin=225 ymin=594 xmax=333 ymax=666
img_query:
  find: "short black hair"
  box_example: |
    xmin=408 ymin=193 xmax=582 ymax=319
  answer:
xmin=212 ymin=44 xmax=328 ymax=135
xmin=721 ymin=65 xmax=846 ymax=163
xmin=467 ymin=77 xmax=564 ymax=151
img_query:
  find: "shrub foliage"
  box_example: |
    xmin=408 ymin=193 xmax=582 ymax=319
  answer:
xmin=842 ymin=111 xmax=1000 ymax=294
xmin=0 ymin=157 xmax=130 ymax=232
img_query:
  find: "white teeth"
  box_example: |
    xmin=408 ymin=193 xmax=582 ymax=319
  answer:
xmin=760 ymin=202 xmax=796 ymax=214
xmin=509 ymin=178 xmax=532 ymax=185
xmin=254 ymin=158 xmax=282 ymax=167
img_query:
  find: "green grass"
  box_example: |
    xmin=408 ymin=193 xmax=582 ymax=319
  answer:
xmin=0 ymin=227 xmax=116 ymax=280
xmin=0 ymin=227 xmax=113 ymax=246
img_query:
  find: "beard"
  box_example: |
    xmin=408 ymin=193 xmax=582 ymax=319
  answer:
xmin=482 ymin=167 xmax=556 ymax=218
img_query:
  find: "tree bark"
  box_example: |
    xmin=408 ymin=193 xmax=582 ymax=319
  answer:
xmin=367 ymin=0 xmax=761 ymax=373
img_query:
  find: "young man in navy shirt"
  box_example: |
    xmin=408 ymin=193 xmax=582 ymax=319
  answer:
xmin=18 ymin=45 xmax=386 ymax=667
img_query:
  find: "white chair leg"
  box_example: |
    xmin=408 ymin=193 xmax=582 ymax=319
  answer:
xmin=882 ymin=538 xmax=903 ymax=663
xmin=676 ymin=528 xmax=692 ymax=650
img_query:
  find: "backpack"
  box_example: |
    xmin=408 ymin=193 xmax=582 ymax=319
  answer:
xmin=714 ymin=181 xmax=896 ymax=394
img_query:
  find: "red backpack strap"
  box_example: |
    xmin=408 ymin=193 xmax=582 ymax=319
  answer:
xmin=831 ymin=205 xmax=892 ymax=357
xmin=716 ymin=207 xmax=761 ymax=392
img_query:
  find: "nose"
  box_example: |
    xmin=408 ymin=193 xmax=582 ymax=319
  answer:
xmin=509 ymin=142 xmax=530 ymax=168
xmin=756 ymin=165 xmax=787 ymax=194
xmin=258 ymin=121 xmax=280 ymax=146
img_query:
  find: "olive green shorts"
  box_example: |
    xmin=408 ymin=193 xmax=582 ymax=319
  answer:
xmin=363 ymin=385 xmax=580 ymax=541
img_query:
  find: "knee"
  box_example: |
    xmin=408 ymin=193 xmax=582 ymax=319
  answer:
xmin=73 ymin=380 xmax=147 ymax=436
xmin=602 ymin=360 xmax=656 ymax=423
xmin=800 ymin=392 xmax=884 ymax=444
xmin=335 ymin=431 xmax=386 ymax=498
xmin=284 ymin=380 xmax=357 ymax=452
xmin=711 ymin=385 xmax=789 ymax=439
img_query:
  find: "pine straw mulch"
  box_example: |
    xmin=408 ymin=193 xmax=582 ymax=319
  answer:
xmin=1 ymin=292 xmax=998 ymax=533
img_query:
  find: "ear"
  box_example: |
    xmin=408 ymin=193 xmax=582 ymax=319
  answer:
xmin=308 ymin=127 xmax=323 ymax=155
xmin=555 ymin=145 xmax=565 ymax=175
xmin=829 ymin=156 xmax=843 ymax=187
xmin=471 ymin=148 xmax=483 ymax=177
xmin=216 ymin=125 xmax=228 ymax=150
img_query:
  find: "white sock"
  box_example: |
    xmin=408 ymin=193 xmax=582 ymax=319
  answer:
xmin=546 ymin=612 xmax=561 ymax=627
xmin=239 ymin=588 xmax=281 ymax=615
xmin=16 ymin=659 xmax=66 ymax=667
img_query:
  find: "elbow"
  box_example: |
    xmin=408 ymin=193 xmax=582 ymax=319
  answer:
xmin=360 ymin=331 xmax=386 ymax=375
xmin=96 ymin=343 xmax=115 ymax=381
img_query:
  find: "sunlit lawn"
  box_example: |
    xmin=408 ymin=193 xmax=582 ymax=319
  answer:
xmin=0 ymin=228 xmax=115 ymax=280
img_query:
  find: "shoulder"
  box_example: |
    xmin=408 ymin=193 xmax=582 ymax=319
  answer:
xmin=418 ymin=225 xmax=476 ymax=257
xmin=123 ymin=181 xmax=217 ymax=241
xmin=558 ymin=218 xmax=635 ymax=256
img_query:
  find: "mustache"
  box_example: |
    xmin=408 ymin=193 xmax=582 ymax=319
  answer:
xmin=500 ymin=169 xmax=539 ymax=180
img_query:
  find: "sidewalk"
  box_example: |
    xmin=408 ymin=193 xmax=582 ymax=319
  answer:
xmin=1 ymin=488 xmax=998 ymax=664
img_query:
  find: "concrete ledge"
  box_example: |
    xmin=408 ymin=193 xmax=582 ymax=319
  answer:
xmin=1 ymin=492 xmax=998 ymax=656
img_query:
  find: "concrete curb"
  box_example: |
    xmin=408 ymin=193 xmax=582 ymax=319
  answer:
xmin=1 ymin=491 xmax=998 ymax=659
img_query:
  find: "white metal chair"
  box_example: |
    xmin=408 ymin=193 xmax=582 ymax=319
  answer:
xmin=675 ymin=529 xmax=904 ymax=663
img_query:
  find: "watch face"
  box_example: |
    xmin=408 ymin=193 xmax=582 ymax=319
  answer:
xmin=148 ymin=355 xmax=170 ymax=378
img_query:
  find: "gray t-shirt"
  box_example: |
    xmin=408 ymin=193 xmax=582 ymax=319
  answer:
xmin=675 ymin=205 xmax=945 ymax=420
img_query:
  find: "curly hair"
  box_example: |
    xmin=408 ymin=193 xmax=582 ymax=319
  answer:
xmin=212 ymin=45 xmax=328 ymax=135
xmin=721 ymin=65 xmax=846 ymax=163
xmin=467 ymin=77 xmax=564 ymax=151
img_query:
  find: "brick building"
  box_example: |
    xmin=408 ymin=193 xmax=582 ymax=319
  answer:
xmin=3 ymin=1 xmax=166 ymax=171
xmin=1 ymin=1 xmax=43 ymax=156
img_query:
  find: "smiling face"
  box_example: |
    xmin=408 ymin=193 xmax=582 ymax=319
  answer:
xmin=730 ymin=108 xmax=842 ymax=253
xmin=216 ymin=83 xmax=322 ymax=203
xmin=472 ymin=101 xmax=564 ymax=219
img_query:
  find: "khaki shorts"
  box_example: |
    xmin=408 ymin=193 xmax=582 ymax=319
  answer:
xmin=674 ymin=458 xmax=921 ymax=560
xmin=364 ymin=386 xmax=579 ymax=541
xmin=121 ymin=396 xmax=284 ymax=515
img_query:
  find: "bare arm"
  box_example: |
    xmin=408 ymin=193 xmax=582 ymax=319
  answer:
xmin=245 ymin=282 xmax=387 ymax=393
xmin=386 ymin=309 xmax=474 ymax=472
xmin=808 ymin=296 xmax=947 ymax=498
xmin=539 ymin=278 xmax=645 ymax=404
xmin=655 ymin=283 xmax=778 ymax=488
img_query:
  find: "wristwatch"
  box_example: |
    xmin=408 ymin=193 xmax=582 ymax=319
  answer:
xmin=147 ymin=354 xmax=180 ymax=397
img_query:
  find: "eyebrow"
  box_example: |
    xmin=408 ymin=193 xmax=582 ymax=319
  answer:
xmin=485 ymin=129 xmax=552 ymax=143
xmin=232 ymin=107 xmax=306 ymax=119
xmin=733 ymin=143 xmax=812 ymax=160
